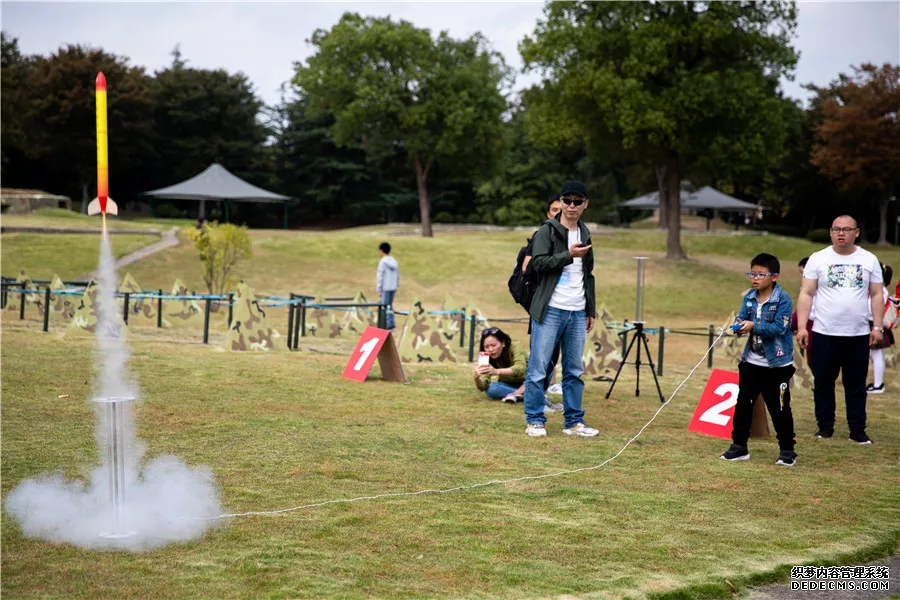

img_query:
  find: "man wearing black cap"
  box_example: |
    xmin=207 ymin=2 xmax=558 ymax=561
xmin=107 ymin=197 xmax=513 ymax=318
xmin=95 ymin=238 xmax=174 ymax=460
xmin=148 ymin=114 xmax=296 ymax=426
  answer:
xmin=522 ymin=181 xmax=599 ymax=437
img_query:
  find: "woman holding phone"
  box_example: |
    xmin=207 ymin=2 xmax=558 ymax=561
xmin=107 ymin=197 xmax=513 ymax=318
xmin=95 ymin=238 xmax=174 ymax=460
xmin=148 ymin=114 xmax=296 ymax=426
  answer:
xmin=473 ymin=327 xmax=528 ymax=402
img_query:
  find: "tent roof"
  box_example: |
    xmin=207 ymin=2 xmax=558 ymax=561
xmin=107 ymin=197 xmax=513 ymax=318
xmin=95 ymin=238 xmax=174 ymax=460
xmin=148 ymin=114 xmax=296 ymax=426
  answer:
xmin=143 ymin=163 xmax=292 ymax=203
xmin=620 ymin=186 xmax=761 ymax=212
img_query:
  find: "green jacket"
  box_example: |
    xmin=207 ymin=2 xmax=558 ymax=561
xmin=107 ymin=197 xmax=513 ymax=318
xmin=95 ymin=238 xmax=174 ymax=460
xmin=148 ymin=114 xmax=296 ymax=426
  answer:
xmin=528 ymin=217 xmax=596 ymax=324
xmin=478 ymin=340 xmax=529 ymax=387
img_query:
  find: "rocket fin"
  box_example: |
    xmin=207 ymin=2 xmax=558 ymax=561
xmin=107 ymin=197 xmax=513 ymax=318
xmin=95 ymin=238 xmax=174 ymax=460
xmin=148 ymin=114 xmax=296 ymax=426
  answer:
xmin=87 ymin=197 xmax=118 ymax=216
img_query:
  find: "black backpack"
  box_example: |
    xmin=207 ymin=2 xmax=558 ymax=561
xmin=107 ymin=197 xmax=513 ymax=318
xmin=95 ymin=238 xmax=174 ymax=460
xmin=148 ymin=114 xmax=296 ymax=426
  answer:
xmin=508 ymin=236 xmax=539 ymax=311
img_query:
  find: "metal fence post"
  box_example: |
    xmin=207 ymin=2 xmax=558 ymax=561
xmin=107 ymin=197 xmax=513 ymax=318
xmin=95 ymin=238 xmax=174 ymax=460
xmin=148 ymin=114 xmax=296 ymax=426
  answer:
xmin=657 ymin=325 xmax=665 ymax=376
xmin=377 ymin=303 xmax=385 ymax=329
xmin=459 ymin=309 xmax=466 ymax=348
xmin=468 ymin=315 xmax=477 ymax=362
xmin=707 ymin=324 xmax=714 ymax=368
xmin=203 ymin=298 xmax=212 ymax=344
xmin=287 ymin=293 xmax=295 ymax=349
xmin=19 ymin=288 xmax=26 ymax=320
xmin=157 ymin=289 xmax=163 ymax=328
xmin=1 ymin=283 xmax=7 ymax=309
xmin=123 ymin=293 xmax=130 ymax=325
xmin=227 ymin=292 xmax=234 ymax=328
xmin=42 ymin=286 xmax=51 ymax=332
xmin=300 ymin=300 xmax=307 ymax=338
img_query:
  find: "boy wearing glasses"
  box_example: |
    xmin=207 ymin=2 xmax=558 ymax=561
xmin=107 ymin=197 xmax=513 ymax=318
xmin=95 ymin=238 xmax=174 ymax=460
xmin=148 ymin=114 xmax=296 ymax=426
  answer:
xmin=796 ymin=215 xmax=883 ymax=444
xmin=721 ymin=253 xmax=797 ymax=465
xmin=522 ymin=181 xmax=598 ymax=437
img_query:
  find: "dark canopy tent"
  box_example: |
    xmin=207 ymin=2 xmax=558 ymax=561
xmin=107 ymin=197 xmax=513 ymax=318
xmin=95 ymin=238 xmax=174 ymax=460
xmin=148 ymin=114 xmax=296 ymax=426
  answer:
xmin=142 ymin=163 xmax=295 ymax=228
xmin=620 ymin=186 xmax=762 ymax=230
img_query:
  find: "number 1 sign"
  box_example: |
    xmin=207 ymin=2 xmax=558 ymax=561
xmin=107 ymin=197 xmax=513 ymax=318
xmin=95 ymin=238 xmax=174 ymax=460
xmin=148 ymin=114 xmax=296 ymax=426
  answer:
xmin=342 ymin=327 xmax=406 ymax=383
xmin=688 ymin=369 xmax=769 ymax=440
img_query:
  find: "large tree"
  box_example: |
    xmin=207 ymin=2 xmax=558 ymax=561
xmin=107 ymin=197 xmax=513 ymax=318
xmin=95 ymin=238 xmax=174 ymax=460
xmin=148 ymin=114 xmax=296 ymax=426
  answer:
xmin=293 ymin=13 xmax=511 ymax=237
xmin=520 ymin=1 xmax=798 ymax=258
xmin=2 ymin=42 xmax=157 ymax=208
xmin=151 ymin=51 xmax=268 ymax=199
xmin=811 ymin=63 xmax=900 ymax=245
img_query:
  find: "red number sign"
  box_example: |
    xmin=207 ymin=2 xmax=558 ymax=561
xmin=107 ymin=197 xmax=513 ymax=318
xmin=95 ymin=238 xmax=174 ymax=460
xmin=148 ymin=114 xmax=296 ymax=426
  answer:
xmin=688 ymin=369 xmax=740 ymax=440
xmin=342 ymin=327 xmax=405 ymax=383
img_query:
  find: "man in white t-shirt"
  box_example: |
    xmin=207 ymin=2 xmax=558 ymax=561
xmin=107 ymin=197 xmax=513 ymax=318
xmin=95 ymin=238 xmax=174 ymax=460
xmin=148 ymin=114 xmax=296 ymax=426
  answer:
xmin=796 ymin=215 xmax=884 ymax=444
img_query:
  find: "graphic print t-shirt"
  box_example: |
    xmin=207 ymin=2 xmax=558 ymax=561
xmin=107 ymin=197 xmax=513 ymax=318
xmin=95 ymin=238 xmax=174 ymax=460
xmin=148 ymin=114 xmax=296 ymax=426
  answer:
xmin=803 ymin=246 xmax=882 ymax=336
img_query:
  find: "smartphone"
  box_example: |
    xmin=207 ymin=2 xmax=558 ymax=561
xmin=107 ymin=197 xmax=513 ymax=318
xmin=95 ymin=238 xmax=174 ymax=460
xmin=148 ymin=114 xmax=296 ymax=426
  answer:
xmin=478 ymin=352 xmax=490 ymax=366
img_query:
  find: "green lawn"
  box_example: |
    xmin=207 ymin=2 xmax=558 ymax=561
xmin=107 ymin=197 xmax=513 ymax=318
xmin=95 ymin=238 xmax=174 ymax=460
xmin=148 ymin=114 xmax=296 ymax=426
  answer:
xmin=2 ymin=223 xmax=898 ymax=599
xmin=1 ymin=233 xmax=161 ymax=281
xmin=2 ymin=208 xmax=167 ymax=230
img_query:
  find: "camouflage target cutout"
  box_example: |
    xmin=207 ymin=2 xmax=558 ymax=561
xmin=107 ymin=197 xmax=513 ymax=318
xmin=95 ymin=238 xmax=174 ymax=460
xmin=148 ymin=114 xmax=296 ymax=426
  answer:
xmin=397 ymin=299 xmax=458 ymax=363
xmin=582 ymin=306 xmax=623 ymax=381
xmin=226 ymin=281 xmax=286 ymax=351
xmin=167 ymin=279 xmax=203 ymax=324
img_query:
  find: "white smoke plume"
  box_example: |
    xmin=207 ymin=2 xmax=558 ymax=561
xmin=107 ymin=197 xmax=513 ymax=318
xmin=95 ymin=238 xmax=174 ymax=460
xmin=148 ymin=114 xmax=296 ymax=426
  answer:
xmin=5 ymin=236 xmax=226 ymax=551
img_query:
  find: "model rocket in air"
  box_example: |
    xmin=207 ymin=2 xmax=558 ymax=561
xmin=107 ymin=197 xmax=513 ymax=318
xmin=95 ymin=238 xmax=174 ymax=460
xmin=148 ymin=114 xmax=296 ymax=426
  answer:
xmin=88 ymin=72 xmax=118 ymax=231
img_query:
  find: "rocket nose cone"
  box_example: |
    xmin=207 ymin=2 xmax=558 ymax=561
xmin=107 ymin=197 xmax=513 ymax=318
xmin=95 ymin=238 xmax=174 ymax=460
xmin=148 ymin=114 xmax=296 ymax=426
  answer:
xmin=96 ymin=72 xmax=106 ymax=90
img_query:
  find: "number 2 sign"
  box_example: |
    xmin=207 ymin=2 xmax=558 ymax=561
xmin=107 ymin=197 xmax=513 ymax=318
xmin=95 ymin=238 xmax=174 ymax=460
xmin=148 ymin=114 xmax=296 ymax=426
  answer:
xmin=688 ymin=369 xmax=770 ymax=439
xmin=341 ymin=327 xmax=406 ymax=383
xmin=688 ymin=369 xmax=740 ymax=439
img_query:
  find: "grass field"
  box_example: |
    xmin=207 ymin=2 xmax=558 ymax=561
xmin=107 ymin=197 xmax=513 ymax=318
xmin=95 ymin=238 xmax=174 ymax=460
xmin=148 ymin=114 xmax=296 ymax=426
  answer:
xmin=2 ymin=215 xmax=898 ymax=599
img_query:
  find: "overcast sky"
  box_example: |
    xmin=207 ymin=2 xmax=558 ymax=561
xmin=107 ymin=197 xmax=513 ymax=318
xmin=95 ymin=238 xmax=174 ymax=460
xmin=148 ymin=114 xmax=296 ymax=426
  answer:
xmin=2 ymin=1 xmax=898 ymax=108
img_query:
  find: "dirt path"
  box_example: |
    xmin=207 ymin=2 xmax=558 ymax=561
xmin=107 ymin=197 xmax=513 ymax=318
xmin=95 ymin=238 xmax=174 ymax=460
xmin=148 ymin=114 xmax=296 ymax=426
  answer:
xmin=83 ymin=226 xmax=180 ymax=280
xmin=747 ymin=553 xmax=899 ymax=599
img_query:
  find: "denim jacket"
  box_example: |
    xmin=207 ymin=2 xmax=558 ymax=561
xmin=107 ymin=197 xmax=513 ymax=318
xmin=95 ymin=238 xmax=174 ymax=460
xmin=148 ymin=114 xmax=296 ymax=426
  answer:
xmin=736 ymin=283 xmax=794 ymax=367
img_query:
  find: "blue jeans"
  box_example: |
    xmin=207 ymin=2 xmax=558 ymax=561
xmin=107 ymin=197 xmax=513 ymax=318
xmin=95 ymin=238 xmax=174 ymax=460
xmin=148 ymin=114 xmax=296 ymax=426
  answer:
xmin=380 ymin=290 xmax=396 ymax=329
xmin=524 ymin=307 xmax=586 ymax=427
xmin=485 ymin=381 xmax=520 ymax=400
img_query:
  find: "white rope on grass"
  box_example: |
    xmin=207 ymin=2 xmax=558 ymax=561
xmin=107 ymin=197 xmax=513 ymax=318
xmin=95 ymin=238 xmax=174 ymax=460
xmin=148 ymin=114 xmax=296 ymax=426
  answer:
xmin=197 ymin=329 xmax=727 ymax=521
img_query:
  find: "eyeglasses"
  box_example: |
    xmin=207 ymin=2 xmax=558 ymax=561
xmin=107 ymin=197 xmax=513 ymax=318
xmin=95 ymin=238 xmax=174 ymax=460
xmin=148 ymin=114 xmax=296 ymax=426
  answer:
xmin=481 ymin=327 xmax=500 ymax=338
xmin=561 ymin=197 xmax=586 ymax=206
xmin=830 ymin=227 xmax=857 ymax=234
xmin=746 ymin=272 xmax=775 ymax=279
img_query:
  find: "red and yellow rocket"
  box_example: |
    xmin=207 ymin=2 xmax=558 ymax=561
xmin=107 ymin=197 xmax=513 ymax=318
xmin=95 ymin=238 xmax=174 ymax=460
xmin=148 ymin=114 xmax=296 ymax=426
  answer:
xmin=88 ymin=72 xmax=118 ymax=229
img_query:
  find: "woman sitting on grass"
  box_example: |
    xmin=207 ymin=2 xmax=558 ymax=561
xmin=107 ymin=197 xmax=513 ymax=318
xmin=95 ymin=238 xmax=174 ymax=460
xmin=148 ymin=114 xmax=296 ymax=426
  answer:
xmin=473 ymin=327 xmax=528 ymax=402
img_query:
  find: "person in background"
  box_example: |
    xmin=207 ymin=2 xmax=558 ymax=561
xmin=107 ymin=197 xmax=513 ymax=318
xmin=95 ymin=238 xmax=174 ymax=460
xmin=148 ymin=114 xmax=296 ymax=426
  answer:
xmin=790 ymin=257 xmax=815 ymax=367
xmin=376 ymin=242 xmax=400 ymax=330
xmin=867 ymin=264 xmax=894 ymax=394
xmin=796 ymin=215 xmax=883 ymax=445
xmin=473 ymin=327 xmax=528 ymax=402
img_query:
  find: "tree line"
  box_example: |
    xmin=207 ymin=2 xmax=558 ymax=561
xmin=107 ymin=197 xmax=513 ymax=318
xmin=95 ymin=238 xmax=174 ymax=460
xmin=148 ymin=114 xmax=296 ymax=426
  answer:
xmin=2 ymin=1 xmax=897 ymax=253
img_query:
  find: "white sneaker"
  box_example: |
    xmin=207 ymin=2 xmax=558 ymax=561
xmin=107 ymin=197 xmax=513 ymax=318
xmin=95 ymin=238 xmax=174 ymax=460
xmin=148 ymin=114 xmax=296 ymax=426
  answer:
xmin=526 ymin=423 xmax=547 ymax=437
xmin=563 ymin=423 xmax=599 ymax=437
xmin=502 ymin=394 xmax=517 ymax=403
xmin=544 ymin=398 xmax=564 ymax=412
xmin=546 ymin=383 xmax=563 ymax=395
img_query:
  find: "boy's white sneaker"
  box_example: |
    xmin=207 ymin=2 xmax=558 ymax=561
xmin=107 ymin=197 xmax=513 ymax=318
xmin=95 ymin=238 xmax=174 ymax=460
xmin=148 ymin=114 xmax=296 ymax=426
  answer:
xmin=562 ymin=423 xmax=599 ymax=437
xmin=526 ymin=423 xmax=547 ymax=437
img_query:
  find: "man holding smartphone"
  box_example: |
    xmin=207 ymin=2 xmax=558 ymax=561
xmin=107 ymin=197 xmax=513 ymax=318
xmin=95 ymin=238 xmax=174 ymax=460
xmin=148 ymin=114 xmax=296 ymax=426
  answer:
xmin=521 ymin=181 xmax=598 ymax=437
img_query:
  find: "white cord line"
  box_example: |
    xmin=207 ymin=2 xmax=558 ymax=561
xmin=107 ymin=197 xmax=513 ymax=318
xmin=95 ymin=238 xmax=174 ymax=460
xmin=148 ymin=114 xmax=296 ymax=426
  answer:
xmin=198 ymin=330 xmax=727 ymax=521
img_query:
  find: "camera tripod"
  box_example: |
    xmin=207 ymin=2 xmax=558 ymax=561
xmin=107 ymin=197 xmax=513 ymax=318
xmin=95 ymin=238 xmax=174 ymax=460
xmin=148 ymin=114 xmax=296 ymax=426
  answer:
xmin=605 ymin=322 xmax=665 ymax=403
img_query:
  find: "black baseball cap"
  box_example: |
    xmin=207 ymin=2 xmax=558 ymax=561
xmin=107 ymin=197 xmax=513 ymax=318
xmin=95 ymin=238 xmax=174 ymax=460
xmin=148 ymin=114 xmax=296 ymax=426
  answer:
xmin=560 ymin=181 xmax=588 ymax=198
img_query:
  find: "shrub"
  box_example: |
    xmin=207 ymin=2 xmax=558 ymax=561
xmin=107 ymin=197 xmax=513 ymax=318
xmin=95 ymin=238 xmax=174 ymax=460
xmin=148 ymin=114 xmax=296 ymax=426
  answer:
xmin=757 ymin=224 xmax=803 ymax=238
xmin=185 ymin=222 xmax=253 ymax=295
xmin=807 ymin=228 xmax=831 ymax=244
xmin=155 ymin=203 xmax=184 ymax=219
xmin=433 ymin=211 xmax=456 ymax=224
